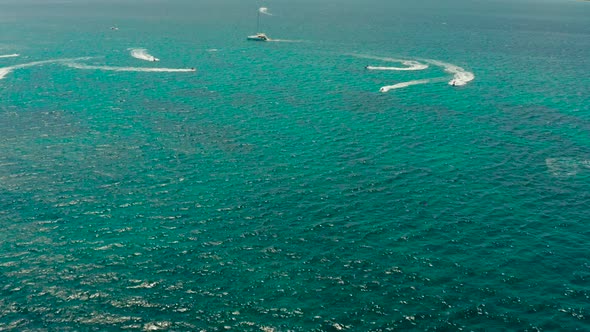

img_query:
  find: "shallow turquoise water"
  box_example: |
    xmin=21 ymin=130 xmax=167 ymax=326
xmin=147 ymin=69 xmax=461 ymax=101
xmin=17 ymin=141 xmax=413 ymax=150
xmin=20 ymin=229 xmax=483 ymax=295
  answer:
xmin=1 ymin=0 xmax=589 ymax=330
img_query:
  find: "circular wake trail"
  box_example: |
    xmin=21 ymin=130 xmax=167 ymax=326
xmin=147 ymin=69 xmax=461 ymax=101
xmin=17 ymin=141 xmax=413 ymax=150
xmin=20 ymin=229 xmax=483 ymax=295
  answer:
xmin=65 ymin=62 xmax=195 ymax=73
xmin=129 ymin=48 xmax=160 ymax=62
xmin=379 ymin=79 xmax=432 ymax=93
xmin=425 ymin=59 xmax=474 ymax=86
xmin=0 ymin=54 xmax=20 ymax=59
xmin=0 ymin=57 xmax=93 ymax=80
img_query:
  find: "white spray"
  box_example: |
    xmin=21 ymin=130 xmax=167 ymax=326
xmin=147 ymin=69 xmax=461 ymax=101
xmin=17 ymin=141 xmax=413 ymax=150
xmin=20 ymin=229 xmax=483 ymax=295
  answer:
xmin=259 ymin=7 xmax=272 ymax=16
xmin=129 ymin=48 xmax=160 ymax=62
xmin=425 ymin=59 xmax=474 ymax=86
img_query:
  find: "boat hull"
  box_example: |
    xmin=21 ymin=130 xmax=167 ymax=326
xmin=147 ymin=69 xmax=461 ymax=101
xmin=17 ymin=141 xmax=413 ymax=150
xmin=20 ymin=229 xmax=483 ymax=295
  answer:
xmin=247 ymin=34 xmax=269 ymax=42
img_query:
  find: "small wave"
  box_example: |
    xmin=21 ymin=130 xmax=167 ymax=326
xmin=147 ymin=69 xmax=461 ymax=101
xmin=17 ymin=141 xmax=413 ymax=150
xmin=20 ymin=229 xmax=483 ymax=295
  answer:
xmin=379 ymin=79 xmax=432 ymax=93
xmin=143 ymin=322 xmax=172 ymax=331
xmin=65 ymin=63 xmax=196 ymax=73
xmin=129 ymin=48 xmax=160 ymax=62
xmin=95 ymin=243 xmax=125 ymax=251
xmin=259 ymin=7 xmax=272 ymax=16
xmin=546 ymin=158 xmax=590 ymax=178
xmin=0 ymin=57 xmax=93 ymax=80
xmin=425 ymin=59 xmax=474 ymax=86
xmin=127 ymin=281 xmax=158 ymax=289
xmin=0 ymin=54 xmax=20 ymax=59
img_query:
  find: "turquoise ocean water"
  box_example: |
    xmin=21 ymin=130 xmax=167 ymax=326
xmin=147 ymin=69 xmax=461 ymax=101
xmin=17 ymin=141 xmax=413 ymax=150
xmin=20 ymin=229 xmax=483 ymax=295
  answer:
xmin=1 ymin=0 xmax=589 ymax=330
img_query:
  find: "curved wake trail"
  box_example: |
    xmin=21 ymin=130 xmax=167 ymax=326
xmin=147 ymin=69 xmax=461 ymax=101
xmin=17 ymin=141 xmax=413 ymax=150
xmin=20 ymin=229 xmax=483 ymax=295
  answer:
xmin=353 ymin=54 xmax=474 ymax=90
xmin=379 ymin=79 xmax=432 ymax=93
xmin=0 ymin=54 xmax=20 ymax=59
xmin=65 ymin=62 xmax=195 ymax=73
xmin=366 ymin=61 xmax=428 ymax=71
xmin=0 ymin=57 xmax=92 ymax=80
xmin=425 ymin=59 xmax=474 ymax=86
xmin=129 ymin=48 xmax=160 ymax=62
xmin=352 ymin=54 xmax=429 ymax=71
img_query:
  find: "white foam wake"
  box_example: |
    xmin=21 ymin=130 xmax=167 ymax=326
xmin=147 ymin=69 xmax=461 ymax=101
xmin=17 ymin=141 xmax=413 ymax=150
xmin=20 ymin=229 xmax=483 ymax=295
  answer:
xmin=259 ymin=7 xmax=272 ymax=16
xmin=352 ymin=54 xmax=429 ymax=71
xmin=425 ymin=59 xmax=474 ymax=86
xmin=65 ymin=62 xmax=196 ymax=73
xmin=379 ymin=79 xmax=432 ymax=93
xmin=0 ymin=68 xmax=13 ymax=80
xmin=0 ymin=54 xmax=20 ymax=59
xmin=0 ymin=57 xmax=92 ymax=80
xmin=129 ymin=48 xmax=160 ymax=62
xmin=268 ymin=39 xmax=304 ymax=43
xmin=366 ymin=61 xmax=428 ymax=71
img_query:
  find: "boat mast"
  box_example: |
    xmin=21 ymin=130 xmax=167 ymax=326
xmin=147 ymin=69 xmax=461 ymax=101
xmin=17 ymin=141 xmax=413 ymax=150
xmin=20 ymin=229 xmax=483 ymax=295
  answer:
xmin=257 ymin=9 xmax=260 ymax=32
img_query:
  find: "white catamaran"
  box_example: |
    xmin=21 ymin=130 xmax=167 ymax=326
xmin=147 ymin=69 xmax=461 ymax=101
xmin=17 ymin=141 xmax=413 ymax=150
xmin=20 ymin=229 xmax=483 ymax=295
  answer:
xmin=247 ymin=7 xmax=271 ymax=41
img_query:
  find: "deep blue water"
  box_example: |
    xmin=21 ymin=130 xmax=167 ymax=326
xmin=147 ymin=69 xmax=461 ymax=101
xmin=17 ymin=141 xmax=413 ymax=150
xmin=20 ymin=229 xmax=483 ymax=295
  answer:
xmin=1 ymin=0 xmax=589 ymax=330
